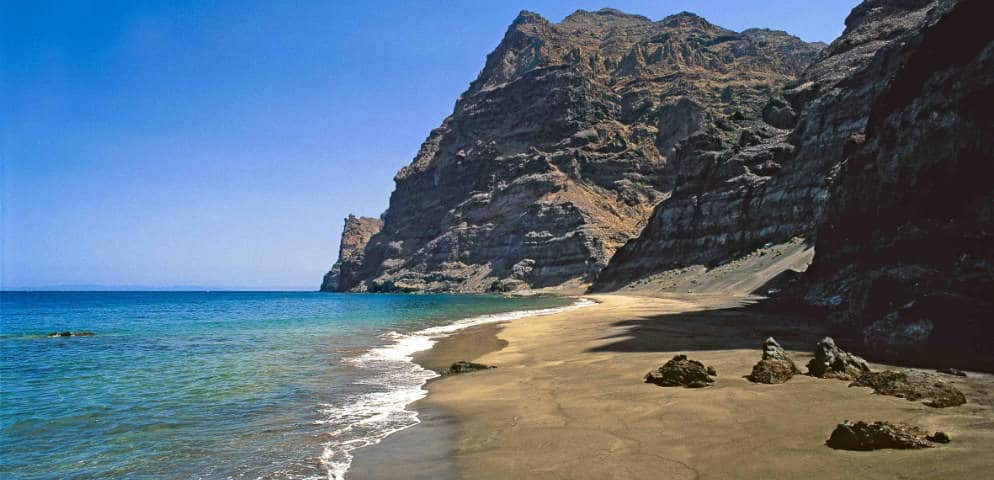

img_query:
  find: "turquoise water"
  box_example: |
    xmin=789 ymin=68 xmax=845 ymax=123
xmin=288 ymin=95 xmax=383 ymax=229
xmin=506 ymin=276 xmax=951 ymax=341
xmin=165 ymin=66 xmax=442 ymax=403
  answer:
xmin=0 ymin=291 xmax=578 ymax=479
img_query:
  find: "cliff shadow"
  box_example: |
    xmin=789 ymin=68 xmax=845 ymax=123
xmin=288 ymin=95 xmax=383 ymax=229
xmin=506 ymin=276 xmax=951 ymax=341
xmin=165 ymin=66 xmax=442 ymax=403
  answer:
xmin=586 ymin=300 xmax=846 ymax=355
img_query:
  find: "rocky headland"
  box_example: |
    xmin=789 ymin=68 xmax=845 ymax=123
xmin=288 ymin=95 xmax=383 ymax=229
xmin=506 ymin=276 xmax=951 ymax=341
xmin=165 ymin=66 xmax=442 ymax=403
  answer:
xmin=324 ymin=0 xmax=992 ymax=369
xmin=323 ymin=8 xmax=822 ymax=293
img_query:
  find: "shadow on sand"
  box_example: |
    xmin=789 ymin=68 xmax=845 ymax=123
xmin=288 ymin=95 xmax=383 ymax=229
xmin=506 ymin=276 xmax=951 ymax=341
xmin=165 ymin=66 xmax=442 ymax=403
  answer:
xmin=586 ymin=300 xmax=849 ymax=355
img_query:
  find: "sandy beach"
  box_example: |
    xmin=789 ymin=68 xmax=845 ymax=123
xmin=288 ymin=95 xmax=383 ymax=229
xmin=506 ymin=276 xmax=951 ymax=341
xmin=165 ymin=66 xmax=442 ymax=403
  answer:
xmin=352 ymin=293 xmax=994 ymax=479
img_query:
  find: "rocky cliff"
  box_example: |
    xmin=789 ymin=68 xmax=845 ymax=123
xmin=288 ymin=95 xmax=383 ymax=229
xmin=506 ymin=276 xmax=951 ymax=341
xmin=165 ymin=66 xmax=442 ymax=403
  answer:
xmin=803 ymin=0 xmax=994 ymax=369
xmin=328 ymin=9 xmax=822 ymax=292
xmin=321 ymin=1 xmax=993 ymax=367
xmin=593 ymin=0 xmax=951 ymax=291
xmin=320 ymin=215 xmax=383 ymax=292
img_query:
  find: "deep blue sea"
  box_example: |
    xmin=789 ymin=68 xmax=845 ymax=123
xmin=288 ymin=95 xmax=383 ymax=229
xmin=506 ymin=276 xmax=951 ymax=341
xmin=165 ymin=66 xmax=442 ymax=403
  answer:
xmin=0 ymin=291 xmax=587 ymax=480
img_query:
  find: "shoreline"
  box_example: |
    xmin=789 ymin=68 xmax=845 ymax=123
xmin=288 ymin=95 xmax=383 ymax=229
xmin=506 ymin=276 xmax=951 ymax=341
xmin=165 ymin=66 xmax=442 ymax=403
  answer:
xmin=351 ymin=293 xmax=994 ymax=479
xmin=343 ymin=296 xmax=594 ymax=479
xmin=347 ymin=322 xmax=509 ymax=479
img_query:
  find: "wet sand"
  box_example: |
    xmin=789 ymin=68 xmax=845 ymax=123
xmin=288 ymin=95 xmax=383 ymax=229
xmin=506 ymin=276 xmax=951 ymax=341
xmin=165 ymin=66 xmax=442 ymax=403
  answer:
xmin=352 ymin=293 xmax=994 ymax=479
xmin=347 ymin=323 xmax=506 ymax=480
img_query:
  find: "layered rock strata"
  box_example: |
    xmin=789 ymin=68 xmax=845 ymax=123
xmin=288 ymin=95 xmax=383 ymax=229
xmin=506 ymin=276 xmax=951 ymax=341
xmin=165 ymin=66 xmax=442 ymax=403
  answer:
xmin=320 ymin=215 xmax=383 ymax=292
xmin=326 ymin=9 xmax=822 ymax=292
xmin=803 ymin=0 xmax=994 ymax=369
xmin=594 ymin=0 xmax=949 ymax=290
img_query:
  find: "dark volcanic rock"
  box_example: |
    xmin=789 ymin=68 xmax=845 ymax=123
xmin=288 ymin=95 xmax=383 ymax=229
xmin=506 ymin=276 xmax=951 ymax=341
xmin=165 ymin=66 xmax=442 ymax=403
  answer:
xmin=806 ymin=337 xmax=871 ymax=380
xmin=644 ymin=354 xmax=716 ymax=388
xmin=320 ymin=215 xmax=383 ymax=291
xmin=850 ymin=370 xmax=966 ymax=408
xmin=328 ymin=9 xmax=822 ymax=292
xmin=47 ymin=331 xmax=94 ymax=337
xmin=826 ymin=420 xmax=944 ymax=450
xmin=446 ymin=361 xmax=496 ymax=375
xmin=592 ymin=0 xmax=937 ymax=292
xmin=748 ymin=337 xmax=800 ymax=384
xmin=804 ymin=0 xmax=994 ymax=370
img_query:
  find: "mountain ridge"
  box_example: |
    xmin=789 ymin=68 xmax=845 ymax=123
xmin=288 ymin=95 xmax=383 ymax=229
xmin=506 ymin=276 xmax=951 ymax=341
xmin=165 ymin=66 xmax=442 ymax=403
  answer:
xmin=323 ymin=7 xmax=823 ymax=293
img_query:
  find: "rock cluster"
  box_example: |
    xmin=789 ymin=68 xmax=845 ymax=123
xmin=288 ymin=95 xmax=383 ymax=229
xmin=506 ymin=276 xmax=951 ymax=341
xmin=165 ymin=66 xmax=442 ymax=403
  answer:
xmin=806 ymin=337 xmax=871 ymax=380
xmin=445 ymin=361 xmax=496 ymax=375
xmin=748 ymin=337 xmax=799 ymax=384
xmin=826 ymin=421 xmax=949 ymax=450
xmin=850 ymin=370 xmax=966 ymax=408
xmin=644 ymin=355 xmax=716 ymax=388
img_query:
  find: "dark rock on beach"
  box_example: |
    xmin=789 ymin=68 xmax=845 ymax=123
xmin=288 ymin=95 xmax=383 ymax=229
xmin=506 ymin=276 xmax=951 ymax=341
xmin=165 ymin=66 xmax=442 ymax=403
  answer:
xmin=446 ymin=361 xmax=496 ymax=375
xmin=850 ymin=370 xmax=966 ymax=408
xmin=748 ymin=337 xmax=800 ymax=384
xmin=645 ymin=354 xmax=716 ymax=388
xmin=806 ymin=337 xmax=870 ymax=380
xmin=826 ymin=420 xmax=946 ymax=451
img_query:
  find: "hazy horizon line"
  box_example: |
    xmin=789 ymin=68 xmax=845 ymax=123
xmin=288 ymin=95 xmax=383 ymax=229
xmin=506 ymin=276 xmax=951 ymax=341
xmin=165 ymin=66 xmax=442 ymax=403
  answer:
xmin=1 ymin=284 xmax=318 ymax=292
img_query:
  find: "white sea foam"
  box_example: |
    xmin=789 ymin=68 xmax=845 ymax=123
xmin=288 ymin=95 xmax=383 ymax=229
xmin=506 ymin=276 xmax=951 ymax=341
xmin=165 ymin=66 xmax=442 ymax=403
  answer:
xmin=318 ymin=297 xmax=595 ymax=480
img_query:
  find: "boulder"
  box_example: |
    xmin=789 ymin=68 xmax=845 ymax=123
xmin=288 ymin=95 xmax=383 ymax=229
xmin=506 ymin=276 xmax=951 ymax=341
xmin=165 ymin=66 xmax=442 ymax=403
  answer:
xmin=445 ymin=361 xmax=496 ymax=375
xmin=644 ymin=354 xmax=716 ymax=388
xmin=748 ymin=337 xmax=800 ymax=384
xmin=850 ymin=370 xmax=966 ymax=408
xmin=806 ymin=337 xmax=870 ymax=380
xmin=826 ymin=421 xmax=947 ymax=450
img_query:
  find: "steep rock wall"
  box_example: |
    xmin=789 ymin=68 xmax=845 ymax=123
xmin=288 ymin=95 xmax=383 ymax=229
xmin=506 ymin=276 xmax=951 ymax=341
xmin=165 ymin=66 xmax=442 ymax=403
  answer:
xmin=320 ymin=215 xmax=383 ymax=292
xmin=593 ymin=0 xmax=948 ymax=291
xmin=333 ymin=9 xmax=821 ymax=292
xmin=805 ymin=0 xmax=994 ymax=368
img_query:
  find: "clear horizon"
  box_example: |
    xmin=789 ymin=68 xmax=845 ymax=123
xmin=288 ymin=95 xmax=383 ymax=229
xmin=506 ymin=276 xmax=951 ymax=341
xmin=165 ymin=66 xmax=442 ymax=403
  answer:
xmin=2 ymin=0 xmax=860 ymax=289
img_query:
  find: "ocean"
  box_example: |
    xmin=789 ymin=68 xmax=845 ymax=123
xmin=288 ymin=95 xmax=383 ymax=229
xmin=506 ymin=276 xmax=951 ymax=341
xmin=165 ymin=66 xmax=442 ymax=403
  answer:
xmin=0 ymin=291 xmax=591 ymax=479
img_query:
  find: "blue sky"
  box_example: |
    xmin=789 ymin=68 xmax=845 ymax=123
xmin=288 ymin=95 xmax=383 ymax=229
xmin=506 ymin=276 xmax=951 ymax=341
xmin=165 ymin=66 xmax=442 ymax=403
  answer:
xmin=1 ymin=0 xmax=859 ymax=290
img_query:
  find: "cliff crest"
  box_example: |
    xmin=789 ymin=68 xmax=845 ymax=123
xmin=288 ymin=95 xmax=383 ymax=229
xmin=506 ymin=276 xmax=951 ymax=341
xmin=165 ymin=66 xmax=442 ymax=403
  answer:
xmin=328 ymin=8 xmax=822 ymax=293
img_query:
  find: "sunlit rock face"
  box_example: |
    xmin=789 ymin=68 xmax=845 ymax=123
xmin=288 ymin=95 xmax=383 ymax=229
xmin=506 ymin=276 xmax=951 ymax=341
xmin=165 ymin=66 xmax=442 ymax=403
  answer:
xmin=320 ymin=215 xmax=382 ymax=292
xmin=331 ymin=8 xmax=822 ymax=292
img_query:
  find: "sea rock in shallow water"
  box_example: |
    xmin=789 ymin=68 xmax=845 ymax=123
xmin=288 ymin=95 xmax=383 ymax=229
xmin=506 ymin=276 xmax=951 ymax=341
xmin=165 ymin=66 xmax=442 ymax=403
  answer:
xmin=826 ymin=421 xmax=945 ymax=450
xmin=806 ymin=337 xmax=870 ymax=380
xmin=644 ymin=355 xmax=716 ymax=388
xmin=748 ymin=337 xmax=800 ymax=384
xmin=849 ymin=370 xmax=966 ymax=408
xmin=48 ymin=331 xmax=93 ymax=337
xmin=446 ymin=361 xmax=496 ymax=375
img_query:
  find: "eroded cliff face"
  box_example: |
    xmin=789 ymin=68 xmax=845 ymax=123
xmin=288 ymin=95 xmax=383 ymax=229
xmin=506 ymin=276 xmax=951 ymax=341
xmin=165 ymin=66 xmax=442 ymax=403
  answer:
xmin=333 ymin=9 xmax=822 ymax=292
xmin=320 ymin=215 xmax=383 ymax=292
xmin=593 ymin=0 xmax=948 ymax=291
xmin=804 ymin=0 xmax=994 ymax=368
